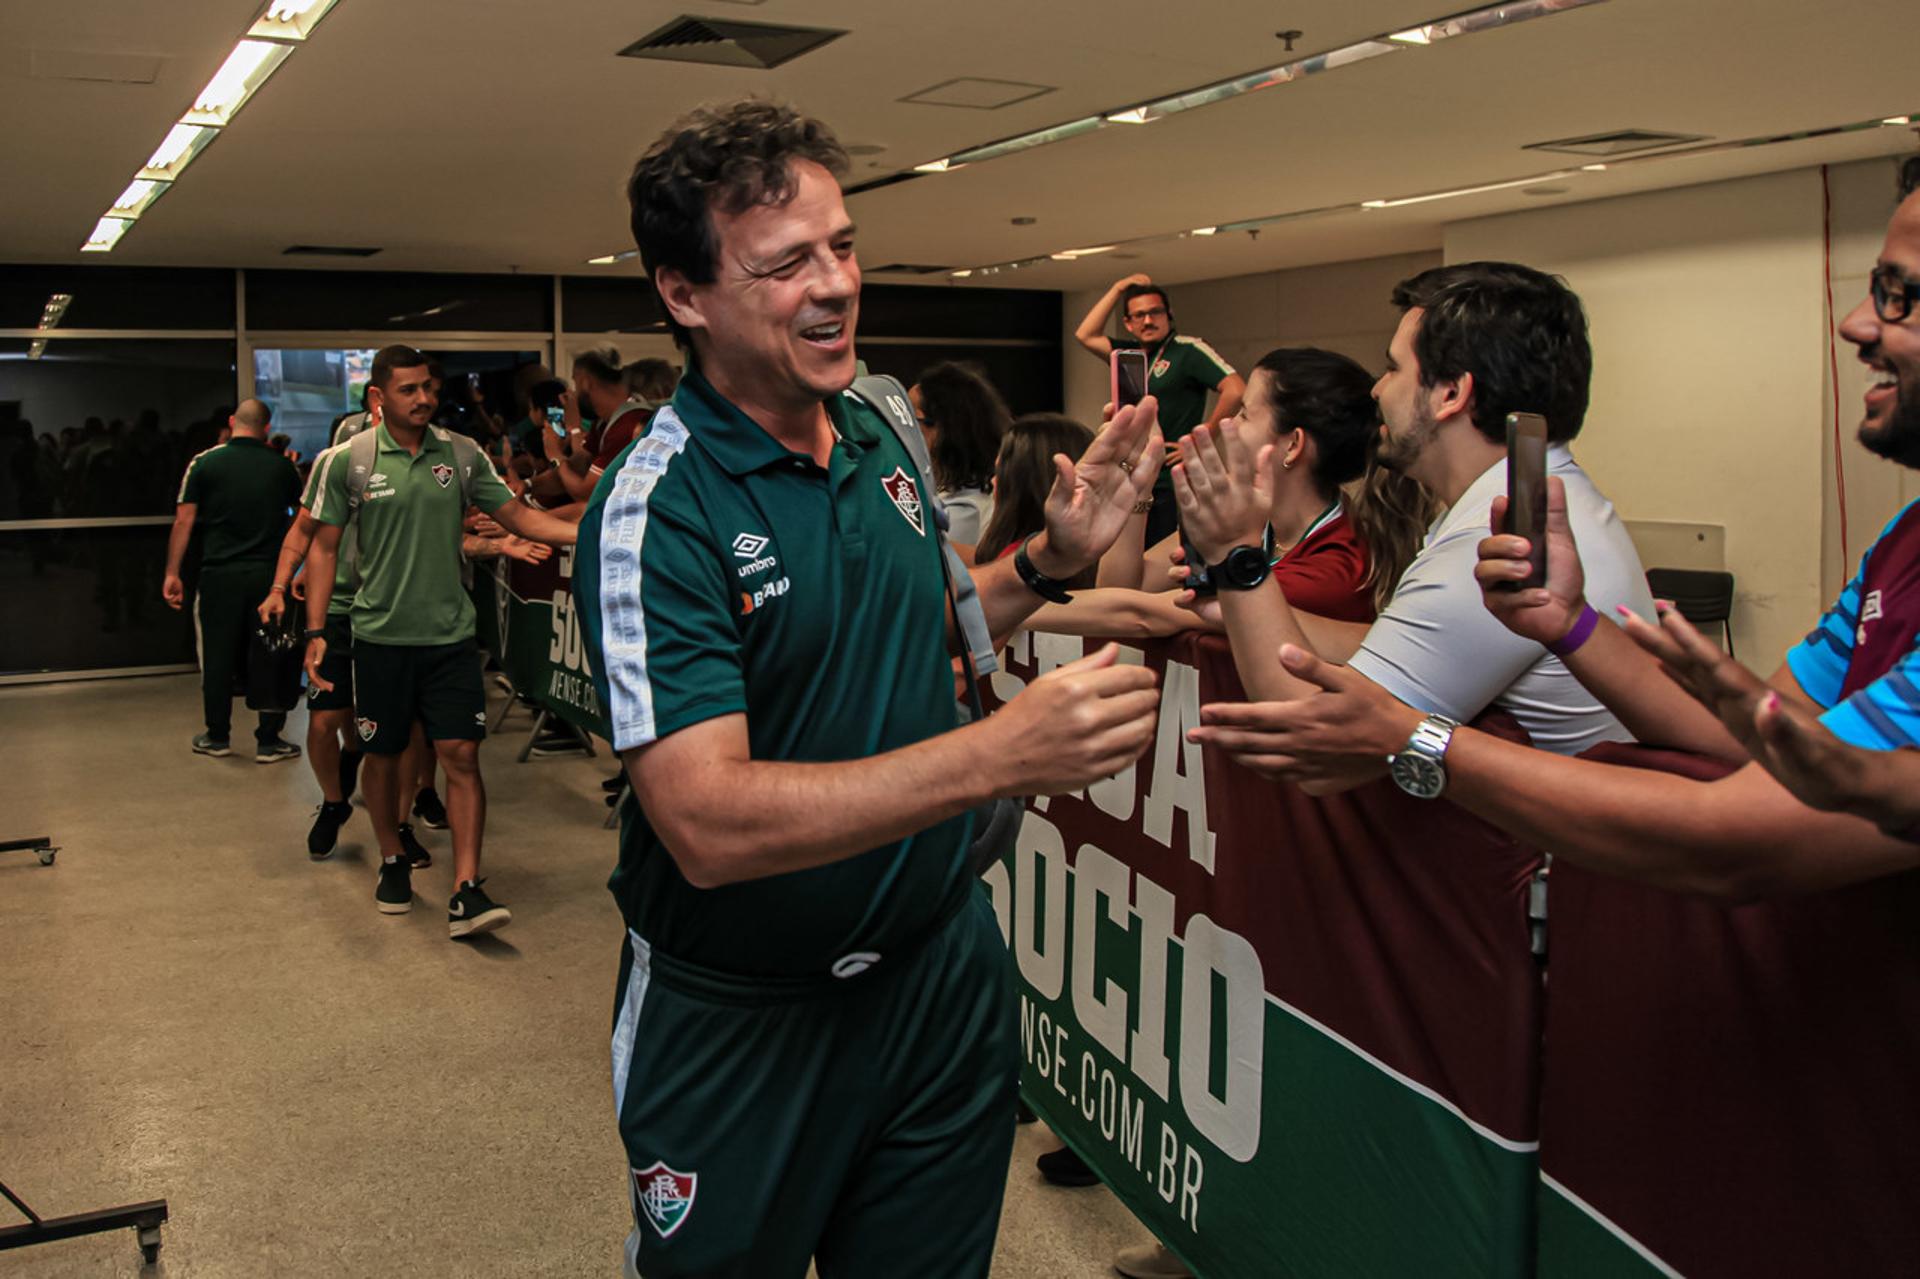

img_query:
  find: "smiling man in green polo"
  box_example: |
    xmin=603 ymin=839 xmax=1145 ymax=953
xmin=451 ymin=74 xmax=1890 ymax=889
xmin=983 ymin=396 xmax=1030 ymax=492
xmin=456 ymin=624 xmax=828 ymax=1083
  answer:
xmin=303 ymin=344 xmax=579 ymax=938
xmin=573 ymin=100 xmax=1168 ymax=1279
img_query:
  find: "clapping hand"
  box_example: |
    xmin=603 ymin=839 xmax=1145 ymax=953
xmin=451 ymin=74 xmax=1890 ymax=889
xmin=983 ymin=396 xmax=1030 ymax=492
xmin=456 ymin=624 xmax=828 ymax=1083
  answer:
xmin=1038 ymin=395 xmax=1165 ymax=572
xmin=1170 ymin=420 xmax=1270 ymax=567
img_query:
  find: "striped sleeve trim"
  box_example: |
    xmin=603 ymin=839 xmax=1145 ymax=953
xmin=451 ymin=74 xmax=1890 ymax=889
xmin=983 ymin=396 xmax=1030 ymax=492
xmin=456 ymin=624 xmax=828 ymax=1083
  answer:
xmin=1820 ymin=654 xmax=1920 ymax=750
xmin=596 ymin=405 xmax=695 ymax=752
xmin=1175 ymin=334 xmax=1237 ymax=380
xmin=175 ymin=445 xmax=219 ymax=504
xmin=305 ymin=444 xmax=353 ymax=524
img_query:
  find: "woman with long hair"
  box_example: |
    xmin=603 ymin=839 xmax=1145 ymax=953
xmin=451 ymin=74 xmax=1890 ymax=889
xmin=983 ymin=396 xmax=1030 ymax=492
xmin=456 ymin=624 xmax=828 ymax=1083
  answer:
xmin=973 ymin=413 xmax=1096 ymax=583
xmin=909 ymin=361 xmax=1008 ymax=547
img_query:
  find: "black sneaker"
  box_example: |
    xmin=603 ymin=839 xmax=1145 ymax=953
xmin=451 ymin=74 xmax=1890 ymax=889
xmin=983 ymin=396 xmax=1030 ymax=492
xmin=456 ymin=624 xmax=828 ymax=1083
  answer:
xmin=307 ymin=801 xmax=352 ymax=860
xmin=1037 ymin=1146 xmax=1099 ymax=1187
xmin=397 ymin=822 xmax=432 ymax=870
xmin=411 ymin=786 xmax=448 ymax=830
xmin=256 ymin=737 xmax=302 ymax=765
xmin=192 ymin=733 xmax=231 ymax=757
xmin=375 ymin=858 xmax=412 ymax=914
xmin=448 ymin=879 xmax=512 ymax=939
xmin=339 ymin=750 xmax=363 ymax=804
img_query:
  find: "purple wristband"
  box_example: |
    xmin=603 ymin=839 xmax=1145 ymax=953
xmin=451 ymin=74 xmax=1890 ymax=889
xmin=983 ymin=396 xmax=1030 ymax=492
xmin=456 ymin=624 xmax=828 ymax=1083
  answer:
xmin=1546 ymin=603 xmax=1600 ymax=658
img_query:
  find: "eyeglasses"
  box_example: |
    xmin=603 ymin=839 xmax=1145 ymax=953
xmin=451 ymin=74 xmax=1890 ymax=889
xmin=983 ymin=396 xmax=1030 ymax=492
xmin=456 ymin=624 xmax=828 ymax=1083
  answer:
xmin=1871 ymin=264 xmax=1919 ymax=323
xmin=1126 ymin=307 xmax=1168 ymax=322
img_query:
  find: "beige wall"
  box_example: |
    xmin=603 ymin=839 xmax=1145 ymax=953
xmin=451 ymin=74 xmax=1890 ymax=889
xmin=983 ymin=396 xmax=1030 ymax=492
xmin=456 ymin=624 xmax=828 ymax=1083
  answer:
xmin=1448 ymin=159 xmax=1911 ymax=663
xmin=1060 ymin=250 xmax=1441 ymax=431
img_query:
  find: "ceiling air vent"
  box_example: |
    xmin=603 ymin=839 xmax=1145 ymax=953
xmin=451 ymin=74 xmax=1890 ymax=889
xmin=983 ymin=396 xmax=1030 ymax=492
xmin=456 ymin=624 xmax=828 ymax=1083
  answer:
xmin=1523 ymin=129 xmax=1707 ymax=157
xmin=866 ymin=263 xmax=952 ymax=275
xmin=283 ymin=244 xmax=381 ymax=257
xmin=618 ymin=17 xmax=845 ymax=70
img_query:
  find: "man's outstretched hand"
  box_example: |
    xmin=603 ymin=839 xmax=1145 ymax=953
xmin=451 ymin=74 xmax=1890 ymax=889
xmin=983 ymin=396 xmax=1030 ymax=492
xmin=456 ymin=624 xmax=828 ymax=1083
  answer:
xmin=1036 ymin=396 xmax=1165 ymax=575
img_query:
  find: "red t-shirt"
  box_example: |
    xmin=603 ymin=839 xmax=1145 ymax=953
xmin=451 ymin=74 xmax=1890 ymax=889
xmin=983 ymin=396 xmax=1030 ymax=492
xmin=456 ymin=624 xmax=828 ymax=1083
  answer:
xmin=1272 ymin=511 xmax=1374 ymax=623
xmin=591 ymin=404 xmax=654 ymax=472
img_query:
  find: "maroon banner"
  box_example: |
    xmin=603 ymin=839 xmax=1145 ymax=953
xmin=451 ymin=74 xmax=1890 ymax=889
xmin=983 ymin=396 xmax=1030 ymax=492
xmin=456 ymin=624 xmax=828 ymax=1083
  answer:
xmin=1539 ymin=743 xmax=1920 ymax=1277
xmin=983 ymin=630 xmax=1545 ymax=1276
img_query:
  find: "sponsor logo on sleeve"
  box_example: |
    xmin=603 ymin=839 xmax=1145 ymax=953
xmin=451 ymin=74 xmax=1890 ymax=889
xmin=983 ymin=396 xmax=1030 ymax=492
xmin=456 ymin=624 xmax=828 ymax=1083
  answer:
xmin=632 ymin=1163 xmax=697 ymax=1238
xmin=881 ymin=466 xmax=924 ymax=535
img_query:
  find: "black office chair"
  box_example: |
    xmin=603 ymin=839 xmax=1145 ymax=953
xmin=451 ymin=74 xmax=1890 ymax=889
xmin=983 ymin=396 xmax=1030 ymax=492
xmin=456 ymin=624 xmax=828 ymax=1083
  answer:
xmin=1645 ymin=567 xmax=1736 ymax=657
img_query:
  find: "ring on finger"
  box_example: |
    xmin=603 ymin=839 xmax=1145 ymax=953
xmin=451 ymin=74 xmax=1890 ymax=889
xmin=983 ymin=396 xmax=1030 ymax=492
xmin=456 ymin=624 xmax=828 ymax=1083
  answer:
xmin=1119 ymin=459 xmax=1135 ymax=475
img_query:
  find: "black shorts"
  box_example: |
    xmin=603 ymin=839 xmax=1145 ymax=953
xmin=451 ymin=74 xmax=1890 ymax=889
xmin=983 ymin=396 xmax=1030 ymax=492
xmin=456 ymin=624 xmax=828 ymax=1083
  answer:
xmin=350 ymin=638 xmax=486 ymax=756
xmin=306 ymin=613 xmax=356 ymax=712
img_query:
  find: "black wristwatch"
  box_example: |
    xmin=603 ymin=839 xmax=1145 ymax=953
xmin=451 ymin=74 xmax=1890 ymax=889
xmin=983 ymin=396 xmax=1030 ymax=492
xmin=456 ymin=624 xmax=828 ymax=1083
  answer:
xmin=1213 ymin=545 xmax=1271 ymax=591
xmin=1013 ymin=537 xmax=1074 ymax=604
xmin=303 ymin=627 xmax=327 ymax=641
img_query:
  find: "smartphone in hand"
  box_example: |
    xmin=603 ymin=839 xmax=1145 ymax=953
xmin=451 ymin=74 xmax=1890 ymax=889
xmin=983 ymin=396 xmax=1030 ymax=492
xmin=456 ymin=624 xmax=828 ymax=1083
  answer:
xmin=1500 ymin=412 xmax=1548 ymax=592
xmin=1111 ymin=349 xmax=1149 ymax=412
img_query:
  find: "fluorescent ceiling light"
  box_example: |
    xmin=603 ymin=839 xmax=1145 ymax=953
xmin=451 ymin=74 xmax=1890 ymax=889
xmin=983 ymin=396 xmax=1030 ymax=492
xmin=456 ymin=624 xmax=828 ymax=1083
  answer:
xmin=1388 ymin=28 xmax=1432 ymax=44
xmin=139 ymin=124 xmax=219 ymax=182
xmin=247 ymin=0 xmax=341 ymax=41
xmin=1190 ymin=226 xmax=1218 ymax=236
xmin=1104 ymin=108 xmax=1154 ymax=125
xmin=950 ymin=269 xmax=973 ymax=278
xmin=586 ymin=250 xmax=639 ymax=265
xmin=1056 ymin=245 xmax=1116 ymax=258
xmin=1884 ymin=115 xmax=1914 ymax=126
xmin=82 ymin=216 xmax=133 ymax=253
xmin=913 ymin=158 xmax=962 ymax=173
xmin=109 ymin=179 xmax=170 ymax=219
xmin=1581 ymin=163 xmax=1608 ymax=171
xmin=28 ymin=339 xmax=48 ymax=360
xmin=182 ymin=39 xmax=294 ymax=127
xmin=1363 ymin=171 xmax=1575 ymax=209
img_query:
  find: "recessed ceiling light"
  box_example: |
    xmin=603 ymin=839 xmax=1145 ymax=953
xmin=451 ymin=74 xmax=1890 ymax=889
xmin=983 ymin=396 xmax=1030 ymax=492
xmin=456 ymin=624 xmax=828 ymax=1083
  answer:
xmin=108 ymin=178 xmax=170 ymax=219
xmin=247 ymin=0 xmax=341 ymax=41
xmin=139 ymin=124 xmax=219 ymax=182
xmin=181 ymin=39 xmax=294 ymax=127
xmin=82 ymin=216 xmax=132 ymax=253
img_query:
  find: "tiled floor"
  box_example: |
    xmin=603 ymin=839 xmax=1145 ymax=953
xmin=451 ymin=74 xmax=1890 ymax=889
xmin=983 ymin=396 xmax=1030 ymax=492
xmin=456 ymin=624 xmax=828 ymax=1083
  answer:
xmin=0 ymin=674 xmax=1150 ymax=1276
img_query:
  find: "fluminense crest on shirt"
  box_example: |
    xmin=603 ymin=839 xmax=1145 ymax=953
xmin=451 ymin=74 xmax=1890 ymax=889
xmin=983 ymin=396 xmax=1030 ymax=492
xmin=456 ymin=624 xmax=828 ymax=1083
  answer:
xmin=881 ymin=465 xmax=924 ymax=536
xmin=632 ymin=1162 xmax=697 ymax=1238
xmin=431 ymin=462 xmax=454 ymax=489
xmin=356 ymin=716 xmax=377 ymax=742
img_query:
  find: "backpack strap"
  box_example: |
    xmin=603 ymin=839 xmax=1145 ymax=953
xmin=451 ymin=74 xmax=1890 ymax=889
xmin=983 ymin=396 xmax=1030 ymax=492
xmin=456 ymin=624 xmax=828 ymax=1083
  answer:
xmin=848 ymin=374 xmax=999 ymax=679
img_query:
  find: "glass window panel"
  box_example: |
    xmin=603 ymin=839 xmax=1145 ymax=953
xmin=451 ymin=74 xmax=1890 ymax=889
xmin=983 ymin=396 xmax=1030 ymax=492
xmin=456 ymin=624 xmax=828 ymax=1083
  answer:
xmin=858 ymin=283 xmax=1061 ymax=342
xmin=560 ymin=276 xmax=668 ymax=334
xmin=0 ymin=338 xmax=239 ymax=519
xmin=856 ymin=343 xmax=1062 ymax=417
xmin=0 ymin=523 xmax=197 ymax=676
xmin=245 ymin=270 xmax=552 ymax=332
xmin=0 ymin=265 xmax=235 ymax=330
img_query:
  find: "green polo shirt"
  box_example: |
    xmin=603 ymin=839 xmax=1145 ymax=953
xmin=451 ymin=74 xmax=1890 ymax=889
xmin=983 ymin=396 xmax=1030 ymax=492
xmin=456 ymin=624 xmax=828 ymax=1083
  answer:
xmin=573 ymin=367 xmax=970 ymax=977
xmin=310 ymin=423 xmax=514 ymax=645
xmin=1115 ymin=331 xmax=1237 ymax=489
xmin=176 ymin=435 xmax=302 ymax=568
xmin=299 ymin=443 xmax=357 ymax=617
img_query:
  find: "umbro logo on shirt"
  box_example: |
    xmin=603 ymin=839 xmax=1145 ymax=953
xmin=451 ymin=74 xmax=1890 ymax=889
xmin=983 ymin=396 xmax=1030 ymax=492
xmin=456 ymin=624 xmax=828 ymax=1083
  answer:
xmin=732 ymin=532 xmax=769 ymax=558
xmin=1859 ymin=589 xmax=1885 ymax=645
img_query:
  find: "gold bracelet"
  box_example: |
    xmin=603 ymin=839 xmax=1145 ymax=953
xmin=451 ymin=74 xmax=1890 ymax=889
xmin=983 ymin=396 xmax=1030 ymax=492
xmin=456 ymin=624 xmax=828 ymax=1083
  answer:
xmin=1131 ymin=499 xmax=1153 ymax=514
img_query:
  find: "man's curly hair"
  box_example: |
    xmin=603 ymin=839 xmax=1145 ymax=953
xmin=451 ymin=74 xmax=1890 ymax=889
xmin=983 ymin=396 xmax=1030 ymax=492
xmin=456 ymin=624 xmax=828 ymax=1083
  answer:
xmin=627 ymin=100 xmax=849 ymax=344
xmin=1901 ymin=153 xmax=1920 ymax=200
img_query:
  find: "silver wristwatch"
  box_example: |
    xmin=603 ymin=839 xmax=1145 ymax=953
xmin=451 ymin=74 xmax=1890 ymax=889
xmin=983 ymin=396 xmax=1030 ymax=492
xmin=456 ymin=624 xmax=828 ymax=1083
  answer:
xmin=1387 ymin=713 xmax=1460 ymax=799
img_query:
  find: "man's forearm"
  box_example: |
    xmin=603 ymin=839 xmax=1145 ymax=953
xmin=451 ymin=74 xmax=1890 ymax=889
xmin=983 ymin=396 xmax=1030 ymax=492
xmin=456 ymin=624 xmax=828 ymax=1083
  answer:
xmin=1559 ymin=621 xmax=1750 ymax=759
xmin=1074 ymin=284 xmax=1124 ymax=354
xmin=271 ymin=518 xmax=315 ymax=589
xmin=1095 ymin=511 xmax=1152 ymax=589
xmin=164 ymin=513 xmax=194 ymax=579
xmin=491 ymin=500 xmax=580 ymax=546
xmin=304 ymin=544 xmax=337 ymax=631
xmin=1444 ymin=729 xmax=1920 ymax=899
xmin=631 ymin=718 xmax=1009 ymax=888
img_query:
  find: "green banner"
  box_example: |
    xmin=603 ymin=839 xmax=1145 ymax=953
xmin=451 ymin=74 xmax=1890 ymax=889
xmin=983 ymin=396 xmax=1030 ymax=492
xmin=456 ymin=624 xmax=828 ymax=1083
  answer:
xmin=482 ymin=547 xmax=609 ymax=741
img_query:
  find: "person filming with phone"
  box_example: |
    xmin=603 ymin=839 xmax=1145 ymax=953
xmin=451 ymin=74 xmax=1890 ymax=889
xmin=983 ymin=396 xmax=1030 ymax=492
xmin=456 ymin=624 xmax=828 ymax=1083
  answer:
xmin=1076 ymin=275 xmax=1244 ymax=546
xmin=1182 ymin=262 xmax=1655 ymax=792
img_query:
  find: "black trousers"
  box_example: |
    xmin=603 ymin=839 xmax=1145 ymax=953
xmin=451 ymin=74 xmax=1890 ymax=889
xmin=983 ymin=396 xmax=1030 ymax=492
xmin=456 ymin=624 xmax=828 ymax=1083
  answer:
xmin=195 ymin=560 xmax=286 ymax=744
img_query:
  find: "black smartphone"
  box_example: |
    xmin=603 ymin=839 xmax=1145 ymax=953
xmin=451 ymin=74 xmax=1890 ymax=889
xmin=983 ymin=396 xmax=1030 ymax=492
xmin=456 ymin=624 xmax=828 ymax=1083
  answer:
xmin=1111 ymin=349 xmax=1149 ymax=411
xmin=1501 ymin=411 xmax=1549 ymax=592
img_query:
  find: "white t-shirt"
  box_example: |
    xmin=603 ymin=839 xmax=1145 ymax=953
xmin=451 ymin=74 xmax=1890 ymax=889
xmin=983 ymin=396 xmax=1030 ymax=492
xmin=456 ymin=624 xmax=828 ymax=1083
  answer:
xmin=1347 ymin=444 xmax=1655 ymax=755
xmin=937 ymin=485 xmax=993 ymax=547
